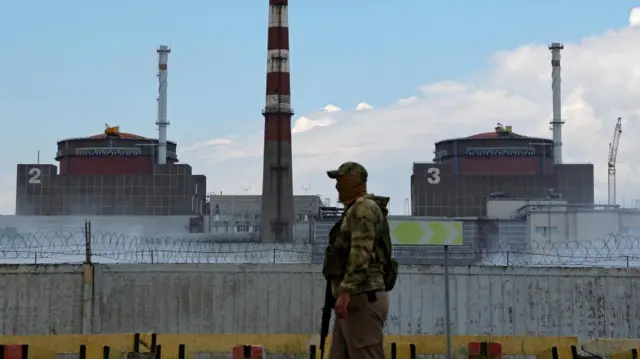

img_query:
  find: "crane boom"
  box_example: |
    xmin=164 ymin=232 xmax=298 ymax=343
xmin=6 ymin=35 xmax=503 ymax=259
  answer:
xmin=608 ymin=117 xmax=622 ymax=205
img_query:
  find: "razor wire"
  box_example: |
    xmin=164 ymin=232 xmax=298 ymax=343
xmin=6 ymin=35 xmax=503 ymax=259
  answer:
xmin=0 ymin=230 xmax=314 ymax=264
xmin=3 ymin=230 xmax=640 ymax=266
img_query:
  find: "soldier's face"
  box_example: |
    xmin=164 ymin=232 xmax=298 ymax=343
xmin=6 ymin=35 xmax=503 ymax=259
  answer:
xmin=335 ymin=174 xmax=362 ymax=203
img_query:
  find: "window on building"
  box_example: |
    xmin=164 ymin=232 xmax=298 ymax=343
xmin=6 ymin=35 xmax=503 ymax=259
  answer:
xmin=255 ymin=214 xmax=261 ymax=221
xmin=214 ymin=226 xmax=229 ymax=233
xmin=237 ymin=225 xmax=250 ymax=233
xmin=619 ymin=227 xmax=640 ymax=235
xmin=244 ymin=214 xmax=251 ymax=221
xmin=535 ymin=226 xmax=559 ymax=237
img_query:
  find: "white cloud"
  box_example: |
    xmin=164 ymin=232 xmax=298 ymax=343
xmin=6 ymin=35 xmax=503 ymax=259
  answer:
xmin=355 ymin=102 xmax=373 ymax=111
xmin=421 ymin=81 xmax=469 ymax=95
xmin=630 ymin=7 xmax=640 ymax=27
xmin=178 ymin=10 xmax=640 ymax=212
xmin=396 ymin=96 xmax=418 ymax=105
xmin=323 ymin=104 xmax=342 ymax=113
xmin=183 ymin=137 xmax=233 ymax=151
xmin=292 ymin=116 xmax=335 ymax=134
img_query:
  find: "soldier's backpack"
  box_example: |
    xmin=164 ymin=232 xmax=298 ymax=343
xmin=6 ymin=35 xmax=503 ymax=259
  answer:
xmin=374 ymin=218 xmax=398 ymax=292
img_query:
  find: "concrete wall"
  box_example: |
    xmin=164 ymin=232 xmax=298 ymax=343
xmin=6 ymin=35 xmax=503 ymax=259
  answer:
xmin=0 ymin=264 xmax=83 ymax=335
xmin=0 ymin=216 xmax=195 ymax=237
xmin=2 ymin=263 xmax=640 ymax=341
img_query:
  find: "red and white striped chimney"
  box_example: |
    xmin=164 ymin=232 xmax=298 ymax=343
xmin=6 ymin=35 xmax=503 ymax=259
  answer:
xmin=260 ymin=0 xmax=295 ymax=243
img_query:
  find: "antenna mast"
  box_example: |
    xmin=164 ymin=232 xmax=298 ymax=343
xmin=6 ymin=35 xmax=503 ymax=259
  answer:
xmin=156 ymin=45 xmax=171 ymax=165
xmin=549 ymin=43 xmax=565 ymax=164
xmin=608 ymin=117 xmax=622 ymax=205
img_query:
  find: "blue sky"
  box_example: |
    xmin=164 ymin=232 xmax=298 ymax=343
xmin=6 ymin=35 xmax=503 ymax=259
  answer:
xmin=1 ymin=0 xmax=639 ymax=213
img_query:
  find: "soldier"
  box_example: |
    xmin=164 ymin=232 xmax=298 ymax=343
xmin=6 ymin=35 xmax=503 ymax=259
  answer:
xmin=322 ymin=161 xmax=398 ymax=359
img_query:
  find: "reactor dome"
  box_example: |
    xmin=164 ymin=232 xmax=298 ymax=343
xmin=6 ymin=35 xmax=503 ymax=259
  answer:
xmin=55 ymin=124 xmax=179 ymax=175
xmin=433 ymin=123 xmax=554 ymax=175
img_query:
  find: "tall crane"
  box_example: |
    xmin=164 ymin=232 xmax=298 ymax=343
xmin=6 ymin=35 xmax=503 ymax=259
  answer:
xmin=608 ymin=117 xmax=622 ymax=205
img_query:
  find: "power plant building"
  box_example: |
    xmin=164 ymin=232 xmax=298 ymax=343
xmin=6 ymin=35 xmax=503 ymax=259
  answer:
xmin=14 ymin=46 xmax=207 ymax=232
xmin=411 ymin=43 xmax=595 ymax=218
xmin=411 ymin=124 xmax=594 ymax=217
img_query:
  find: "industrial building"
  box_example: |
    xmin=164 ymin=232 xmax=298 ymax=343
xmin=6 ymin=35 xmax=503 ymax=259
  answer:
xmin=13 ymin=46 xmax=208 ymax=232
xmin=207 ymin=195 xmax=322 ymax=241
xmin=309 ymin=198 xmax=640 ymax=266
xmin=487 ymin=198 xmax=640 ymax=242
xmin=411 ymin=44 xmax=595 ymax=218
xmin=411 ymin=123 xmax=594 ymax=217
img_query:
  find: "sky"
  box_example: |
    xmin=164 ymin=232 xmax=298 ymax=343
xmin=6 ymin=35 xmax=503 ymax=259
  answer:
xmin=1 ymin=1 xmax=640 ymax=214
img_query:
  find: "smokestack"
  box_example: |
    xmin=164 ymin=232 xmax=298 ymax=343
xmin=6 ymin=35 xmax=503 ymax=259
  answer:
xmin=156 ymin=45 xmax=171 ymax=165
xmin=549 ymin=42 xmax=564 ymax=165
xmin=260 ymin=0 xmax=295 ymax=243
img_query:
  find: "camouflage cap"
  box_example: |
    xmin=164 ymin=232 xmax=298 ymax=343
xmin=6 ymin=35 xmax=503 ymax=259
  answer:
xmin=327 ymin=162 xmax=368 ymax=182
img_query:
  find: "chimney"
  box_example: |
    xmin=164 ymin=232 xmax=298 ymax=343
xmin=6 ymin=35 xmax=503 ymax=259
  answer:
xmin=156 ymin=45 xmax=171 ymax=165
xmin=549 ymin=42 xmax=564 ymax=164
xmin=260 ymin=0 xmax=295 ymax=243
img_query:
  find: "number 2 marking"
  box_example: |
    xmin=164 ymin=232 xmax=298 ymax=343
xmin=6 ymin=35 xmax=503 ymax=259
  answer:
xmin=28 ymin=168 xmax=41 ymax=184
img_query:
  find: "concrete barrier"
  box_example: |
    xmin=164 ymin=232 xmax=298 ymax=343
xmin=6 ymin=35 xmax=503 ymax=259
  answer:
xmin=0 ymin=345 xmax=29 ymax=359
xmin=232 ymin=345 xmax=266 ymax=359
xmin=0 ymin=334 xmax=580 ymax=358
xmin=468 ymin=342 xmax=502 ymax=359
xmin=611 ymin=348 xmax=639 ymax=359
xmin=390 ymin=342 xmax=416 ymax=359
xmin=536 ymin=345 xmax=577 ymax=359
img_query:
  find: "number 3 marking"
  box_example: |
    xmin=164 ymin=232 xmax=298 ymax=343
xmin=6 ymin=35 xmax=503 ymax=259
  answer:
xmin=427 ymin=167 xmax=441 ymax=184
xmin=28 ymin=168 xmax=41 ymax=184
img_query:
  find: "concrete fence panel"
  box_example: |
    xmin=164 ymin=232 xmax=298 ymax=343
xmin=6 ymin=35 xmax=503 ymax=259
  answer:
xmin=1 ymin=263 xmax=639 ymax=340
xmin=92 ymin=264 xmax=640 ymax=340
xmin=0 ymin=264 xmax=83 ymax=335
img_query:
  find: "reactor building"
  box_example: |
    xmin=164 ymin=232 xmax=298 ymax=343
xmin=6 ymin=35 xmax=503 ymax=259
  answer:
xmin=411 ymin=43 xmax=595 ymax=217
xmin=15 ymin=46 xmax=207 ymax=230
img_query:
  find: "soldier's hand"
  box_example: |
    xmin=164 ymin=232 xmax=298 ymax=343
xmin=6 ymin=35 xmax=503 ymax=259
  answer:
xmin=334 ymin=292 xmax=350 ymax=318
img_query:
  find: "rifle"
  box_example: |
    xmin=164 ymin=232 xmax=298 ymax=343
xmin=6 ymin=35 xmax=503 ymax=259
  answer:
xmin=320 ymin=279 xmax=335 ymax=359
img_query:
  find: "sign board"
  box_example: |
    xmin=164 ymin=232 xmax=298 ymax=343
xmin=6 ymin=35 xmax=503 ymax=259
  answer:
xmin=466 ymin=147 xmax=535 ymax=157
xmin=75 ymin=147 xmax=142 ymax=156
xmin=71 ymin=147 xmax=178 ymax=160
xmin=388 ymin=220 xmax=463 ymax=246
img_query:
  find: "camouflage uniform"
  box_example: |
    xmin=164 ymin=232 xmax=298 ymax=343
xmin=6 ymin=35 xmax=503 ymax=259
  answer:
xmin=326 ymin=162 xmax=390 ymax=359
